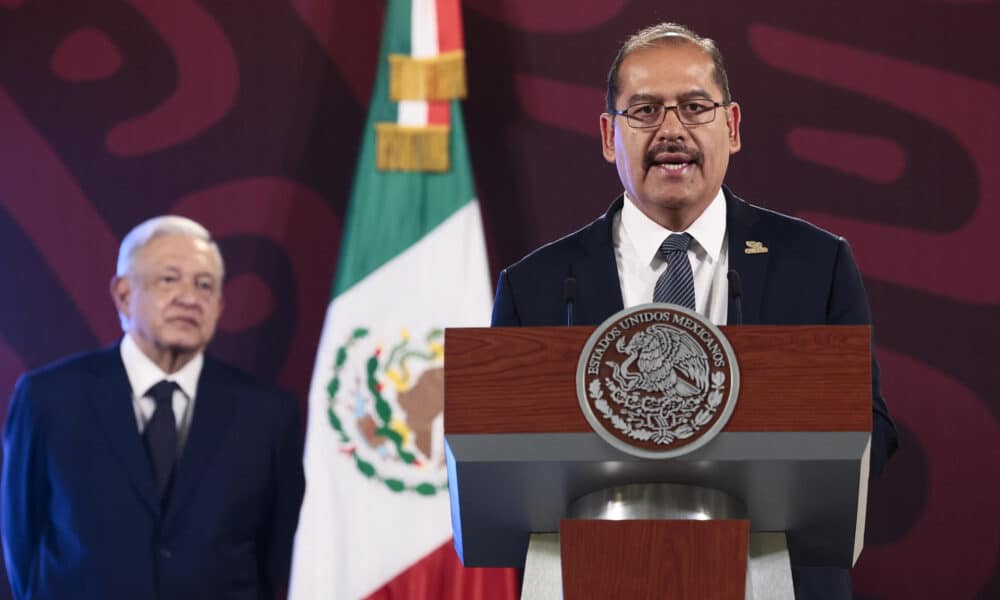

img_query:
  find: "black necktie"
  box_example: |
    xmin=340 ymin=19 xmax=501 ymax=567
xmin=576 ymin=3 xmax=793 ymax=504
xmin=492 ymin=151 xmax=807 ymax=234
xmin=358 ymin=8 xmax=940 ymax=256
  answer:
xmin=653 ymin=233 xmax=696 ymax=310
xmin=144 ymin=380 xmax=179 ymax=500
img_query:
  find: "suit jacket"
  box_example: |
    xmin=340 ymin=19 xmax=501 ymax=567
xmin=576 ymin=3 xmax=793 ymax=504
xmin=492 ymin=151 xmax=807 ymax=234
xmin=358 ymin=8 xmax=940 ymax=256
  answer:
xmin=491 ymin=188 xmax=899 ymax=599
xmin=1 ymin=345 xmax=305 ymax=600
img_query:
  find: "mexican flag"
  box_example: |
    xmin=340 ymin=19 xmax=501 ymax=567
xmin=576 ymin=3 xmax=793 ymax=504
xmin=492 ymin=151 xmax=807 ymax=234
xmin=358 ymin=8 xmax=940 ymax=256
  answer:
xmin=288 ymin=0 xmax=518 ymax=598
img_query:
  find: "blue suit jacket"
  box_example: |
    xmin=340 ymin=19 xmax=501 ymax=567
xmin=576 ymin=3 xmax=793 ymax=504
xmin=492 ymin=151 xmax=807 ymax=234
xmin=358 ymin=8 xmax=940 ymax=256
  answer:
xmin=1 ymin=345 xmax=305 ymax=600
xmin=491 ymin=189 xmax=898 ymax=599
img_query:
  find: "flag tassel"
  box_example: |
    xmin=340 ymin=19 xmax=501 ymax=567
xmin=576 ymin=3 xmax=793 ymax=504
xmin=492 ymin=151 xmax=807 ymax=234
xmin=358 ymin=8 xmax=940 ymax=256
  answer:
xmin=375 ymin=124 xmax=451 ymax=172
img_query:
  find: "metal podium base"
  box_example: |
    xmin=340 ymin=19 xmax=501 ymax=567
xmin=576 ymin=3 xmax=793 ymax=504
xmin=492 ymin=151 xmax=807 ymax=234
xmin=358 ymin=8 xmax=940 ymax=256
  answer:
xmin=521 ymin=484 xmax=794 ymax=600
xmin=567 ymin=482 xmax=746 ymax=520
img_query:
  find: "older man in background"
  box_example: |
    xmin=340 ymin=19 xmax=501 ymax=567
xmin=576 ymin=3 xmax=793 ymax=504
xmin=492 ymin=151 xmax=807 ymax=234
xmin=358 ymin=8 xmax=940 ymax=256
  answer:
xmin=2 ymin=216 xmax=304 ymax=600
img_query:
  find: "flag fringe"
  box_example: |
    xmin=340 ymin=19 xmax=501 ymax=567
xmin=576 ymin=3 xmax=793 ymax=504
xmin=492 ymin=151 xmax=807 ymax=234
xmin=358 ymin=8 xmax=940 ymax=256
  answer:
xmin=388 ymin=51 xmax=467 ymax=101
xmin=375 ymin=124 xmax=451 ymax=172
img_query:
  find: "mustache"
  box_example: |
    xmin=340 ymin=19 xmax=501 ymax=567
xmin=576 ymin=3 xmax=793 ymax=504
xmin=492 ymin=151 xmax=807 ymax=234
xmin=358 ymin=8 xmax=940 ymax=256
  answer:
xmin=645 ymin=142 xmax=702 ymax=166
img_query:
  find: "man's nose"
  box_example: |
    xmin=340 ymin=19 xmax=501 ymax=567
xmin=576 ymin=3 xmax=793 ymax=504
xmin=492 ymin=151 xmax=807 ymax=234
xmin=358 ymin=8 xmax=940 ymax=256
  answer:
xmin=173 ymin=280 xmax=202 ymax=304
xmin=656 ymin=107 xmax=687 ymax=140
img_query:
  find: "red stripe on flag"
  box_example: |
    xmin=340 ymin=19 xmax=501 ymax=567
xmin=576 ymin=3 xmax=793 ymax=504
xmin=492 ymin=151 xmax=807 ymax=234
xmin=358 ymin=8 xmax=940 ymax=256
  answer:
xmin=435 ymin=0 xmax=463 ymax=52
xmin=364 ymin=538 xmax=520 ymax=600
xmin=427 ymin=100 xmax=450 ymax=126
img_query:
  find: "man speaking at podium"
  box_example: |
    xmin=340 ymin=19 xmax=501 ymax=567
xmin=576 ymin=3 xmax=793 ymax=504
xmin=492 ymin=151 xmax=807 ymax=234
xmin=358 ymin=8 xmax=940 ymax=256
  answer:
xmin=491 ymin=22 xmax=898 ymax=599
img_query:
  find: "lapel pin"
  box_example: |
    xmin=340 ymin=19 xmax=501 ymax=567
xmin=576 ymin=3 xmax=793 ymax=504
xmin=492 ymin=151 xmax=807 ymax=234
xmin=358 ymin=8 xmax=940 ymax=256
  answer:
xmin=744 ymin=241 xmax=769 ymax=255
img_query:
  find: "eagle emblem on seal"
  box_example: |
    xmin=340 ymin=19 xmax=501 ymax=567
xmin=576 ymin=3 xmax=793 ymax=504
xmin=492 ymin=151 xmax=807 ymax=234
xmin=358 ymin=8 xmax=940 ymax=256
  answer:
xmin=609 ymin=324 xmax=708 ymax=398
xmin=577 ymin=305 xmax=739 ymax=458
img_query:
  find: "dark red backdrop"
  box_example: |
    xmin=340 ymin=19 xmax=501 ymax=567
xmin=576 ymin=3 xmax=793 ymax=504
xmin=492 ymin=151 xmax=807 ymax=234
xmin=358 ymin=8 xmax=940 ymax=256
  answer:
xmin=2 ymin=1 xmax=998 ymax=598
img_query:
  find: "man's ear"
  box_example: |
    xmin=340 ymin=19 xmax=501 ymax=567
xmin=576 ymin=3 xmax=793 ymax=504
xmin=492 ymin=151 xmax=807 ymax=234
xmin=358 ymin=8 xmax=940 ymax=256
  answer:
xmin=110 ymin=276 xmax=132 ymax=322
xmin=600 ymin=113 xmax=617 ymax=163
xmin=727 ymin=102 xmax=742 ymax=154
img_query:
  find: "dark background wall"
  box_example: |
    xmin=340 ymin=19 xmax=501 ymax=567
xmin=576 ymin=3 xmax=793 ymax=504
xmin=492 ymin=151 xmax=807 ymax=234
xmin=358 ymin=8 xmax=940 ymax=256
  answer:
xmin=1 ymin=1 xmax=998 ymax=598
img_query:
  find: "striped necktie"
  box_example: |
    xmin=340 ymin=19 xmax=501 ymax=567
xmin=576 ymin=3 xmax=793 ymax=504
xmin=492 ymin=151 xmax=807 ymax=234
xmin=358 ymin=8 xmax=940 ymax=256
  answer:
xmin=653 ymin=233 xmax=696 ymax=310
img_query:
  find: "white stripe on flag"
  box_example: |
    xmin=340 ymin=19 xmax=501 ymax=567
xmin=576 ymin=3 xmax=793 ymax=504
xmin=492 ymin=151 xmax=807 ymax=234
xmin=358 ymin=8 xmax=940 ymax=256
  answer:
xmin=288 ymin=201 xmax=492 ymax=599
xmin=411 ymin=0 xmax=438 ymax=58
xmin=398 ymin=100 xmax=429 ymax=126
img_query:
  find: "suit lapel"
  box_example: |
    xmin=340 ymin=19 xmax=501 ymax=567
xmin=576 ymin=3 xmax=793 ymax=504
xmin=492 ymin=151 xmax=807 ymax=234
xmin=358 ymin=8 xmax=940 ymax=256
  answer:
xmin=725 ymin=189 xmax=769 ymax=325
xmin=572 ymin=197 xmax=625 ymax=325
xmin=91 ymin=347 xmax=160 ymax=516
xmin=164 ymin=357 xmax=237 ymax=528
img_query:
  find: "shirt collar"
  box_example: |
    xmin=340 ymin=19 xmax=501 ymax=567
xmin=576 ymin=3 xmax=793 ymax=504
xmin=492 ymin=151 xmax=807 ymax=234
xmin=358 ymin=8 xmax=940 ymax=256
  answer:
xmin=621 ymin=188 xmax=727 ymax=264
xmin=120 ymin=333 xmax=203 ymax=400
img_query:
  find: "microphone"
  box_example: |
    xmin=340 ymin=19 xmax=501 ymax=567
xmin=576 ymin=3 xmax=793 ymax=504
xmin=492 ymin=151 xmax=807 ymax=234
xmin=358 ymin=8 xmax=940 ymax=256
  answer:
xmin=563 ymin=276 xmax=577 ymax=326
xmin=727 ymin=269 xmax=743 ymax=325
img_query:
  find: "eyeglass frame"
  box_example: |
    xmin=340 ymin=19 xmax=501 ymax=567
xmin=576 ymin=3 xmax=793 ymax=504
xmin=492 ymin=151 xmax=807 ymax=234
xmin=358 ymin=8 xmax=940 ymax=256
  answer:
xmin=608 ymin=99 xmax=733 ymax=129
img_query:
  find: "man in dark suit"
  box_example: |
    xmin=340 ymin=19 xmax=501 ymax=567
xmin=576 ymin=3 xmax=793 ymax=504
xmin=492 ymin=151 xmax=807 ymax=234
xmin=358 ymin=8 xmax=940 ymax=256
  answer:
xmin=491 ymin=23 xmax=898 ymax=599
xmin=2 ymin=216 xmax=305 ymax=600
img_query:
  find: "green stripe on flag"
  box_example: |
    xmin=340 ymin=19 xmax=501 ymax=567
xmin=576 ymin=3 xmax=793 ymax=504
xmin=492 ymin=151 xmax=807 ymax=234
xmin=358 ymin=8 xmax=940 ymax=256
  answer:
xmin=367 ymin=0 xmax=408 ymax=125
xmin=332 ymin=0 xmax=477 ymax=299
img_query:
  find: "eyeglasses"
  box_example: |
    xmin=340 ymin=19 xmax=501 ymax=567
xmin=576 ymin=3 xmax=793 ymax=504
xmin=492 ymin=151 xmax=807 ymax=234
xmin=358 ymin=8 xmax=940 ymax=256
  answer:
xmin=610 ymin=99 xmax=729 ymax=129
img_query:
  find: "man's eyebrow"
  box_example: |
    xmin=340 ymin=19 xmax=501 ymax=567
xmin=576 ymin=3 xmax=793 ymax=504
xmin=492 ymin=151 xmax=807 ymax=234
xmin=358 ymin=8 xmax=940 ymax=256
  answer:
xmin=677 ymin=89 xmax=714 ymax=101
xmin=623 ymin=89 xmax=715 ymax=106
xmin=624 ymin=93 xmax=663 ymax=105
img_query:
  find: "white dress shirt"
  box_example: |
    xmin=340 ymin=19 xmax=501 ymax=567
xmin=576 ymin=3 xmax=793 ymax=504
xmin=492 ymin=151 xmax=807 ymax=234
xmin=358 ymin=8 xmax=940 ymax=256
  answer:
xmin=120 ymin=333 xmax=202 ymax=451
xmin=612 ymin=189 xmax=730 ymax=325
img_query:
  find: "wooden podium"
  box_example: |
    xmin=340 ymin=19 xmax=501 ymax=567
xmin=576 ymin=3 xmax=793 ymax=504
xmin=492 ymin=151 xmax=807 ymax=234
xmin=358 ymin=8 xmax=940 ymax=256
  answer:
xmin=444 ymin=325 xmax=872 ymax=599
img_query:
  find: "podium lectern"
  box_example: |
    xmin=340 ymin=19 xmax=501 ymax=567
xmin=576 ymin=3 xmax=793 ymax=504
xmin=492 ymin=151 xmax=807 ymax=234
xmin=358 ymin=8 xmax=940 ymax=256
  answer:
xmin=444 ymin=325 xmax=871 ymax=599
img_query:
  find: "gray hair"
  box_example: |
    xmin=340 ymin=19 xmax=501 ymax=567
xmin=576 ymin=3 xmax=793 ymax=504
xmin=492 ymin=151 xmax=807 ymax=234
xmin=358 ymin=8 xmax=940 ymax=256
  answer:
xmin=606 ymin=22 xmax=732 ymax=115
xmin=116 ymin=215 xmax=225 ymax=278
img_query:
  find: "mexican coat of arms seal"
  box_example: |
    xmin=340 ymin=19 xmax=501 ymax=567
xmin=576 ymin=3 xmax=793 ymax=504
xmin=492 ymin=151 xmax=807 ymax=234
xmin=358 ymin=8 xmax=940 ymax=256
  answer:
xmin=577 ymin=304 xmax=740 ymax=458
